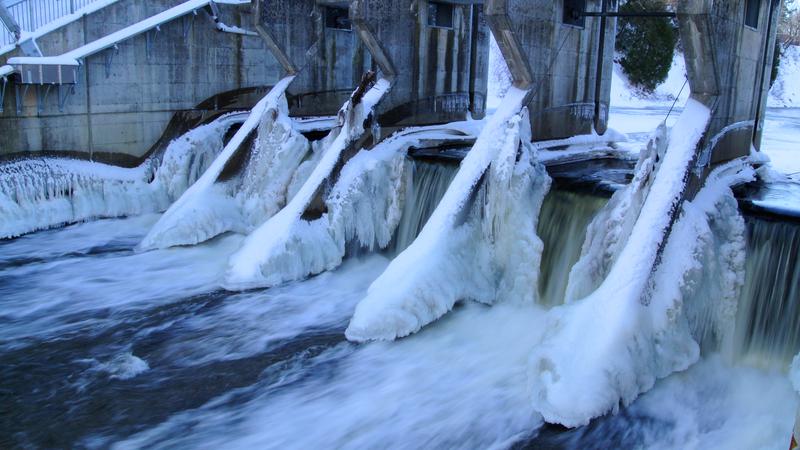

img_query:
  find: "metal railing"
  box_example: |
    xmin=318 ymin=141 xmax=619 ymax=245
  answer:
xmin=1 ymin=0 xmax=105 ymax=48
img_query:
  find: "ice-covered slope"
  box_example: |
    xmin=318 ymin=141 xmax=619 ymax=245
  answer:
xmin=345 ymin=88 xmax=553 ymax=342
xmin=528 ymin=99 xmax=755 ymax=427
xmin=0 ymin=115 xmax=237 ymax=239
xmin=139 ymin=77 xmax=308 ymax=250
xmin=224 ymin=78 xmax=392 ymax=290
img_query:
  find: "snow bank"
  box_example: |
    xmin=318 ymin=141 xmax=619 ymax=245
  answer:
xmin=0 ymin=115 xmax=234 ymax=239
xmin=224 ymin=78 xmax=392 ymax=289
xmin=527 ymin=98 xmax=745 ymax=427
xmin=769 ymin=45 xmax=800 ymax=108
xmin=345 ymin=88 xmax=553 ymax=342
xmin=139 ymin=77 xmax=310 ymax=249
xmin=610 ymin=53 xmax=689 ymax=108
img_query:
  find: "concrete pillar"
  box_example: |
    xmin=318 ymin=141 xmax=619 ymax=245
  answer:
xmin=677 ymin=0 xmax=782 ymax=163
xmin=486 ymin=0 xmax=616 ymax=141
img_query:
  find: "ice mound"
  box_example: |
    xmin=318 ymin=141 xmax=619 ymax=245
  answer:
xmin=528 ymin=99 xmax=755 ymax=427
xmin=224 ymin=77 xmax=392 ymax=290
xmin=139 ymin=77 xmax=307 ymax=249
xmin=0 ymin=115 xmax=235 ymax=239
xmin=345 ymin=88 xmax=553 ymax=342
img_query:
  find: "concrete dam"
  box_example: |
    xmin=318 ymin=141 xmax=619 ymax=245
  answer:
xmin=1 ymin=0 xmax=799 ymax=448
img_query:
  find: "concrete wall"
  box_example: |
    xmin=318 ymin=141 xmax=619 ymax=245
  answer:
xmin=0 ymin=0 xmax=288 ymax=162
xmin=487 ymin=0 xmax=616 ymax=141
xmin=678 ymin=0 xmax=781 ymax=163
xmin=259 ymin=0 xmax=373 ymax=116
xmin=353 ymin=0 xmax=490 ymax=133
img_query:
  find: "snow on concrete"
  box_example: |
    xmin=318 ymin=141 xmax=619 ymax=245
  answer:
xmin=345 ymin=88 xmax=554 ymax=342
xmin=224 ymin=78 xmax=392 ymax=290
xmin=527 ymin=98 xmax=740 ymax=427
xmin=0 ymin=114 xmax=237 ymax=239
xmin=139 ymin=77 xmax=308 ymax=250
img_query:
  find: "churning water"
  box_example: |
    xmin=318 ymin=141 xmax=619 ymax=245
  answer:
xmin=1 ymin=160 xmax=798 ymax=449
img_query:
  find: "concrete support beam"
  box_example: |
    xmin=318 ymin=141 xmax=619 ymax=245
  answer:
xmin=677 ymin=0 xmax=782 ymax=163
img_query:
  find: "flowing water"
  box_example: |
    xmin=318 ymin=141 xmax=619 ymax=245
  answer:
xmin=1 ymin=159 xmax=798 ymax=449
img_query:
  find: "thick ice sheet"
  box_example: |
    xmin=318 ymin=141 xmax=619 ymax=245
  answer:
xmin=0 ymin=115 xmax=235 ymax=239
xmin=528 ymin=100 xmax=758 ymax=427
xmin=345 ymin=88 xmax=553 ymax=342
xmin=139 ymin=77 xmax=309 ymax=249
xmin=224 ymin=78 xmax=392 ymax=290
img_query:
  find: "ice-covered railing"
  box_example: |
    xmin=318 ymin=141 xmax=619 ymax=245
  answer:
xmin=0 ymin=0 xmax=118 ymax=51
xmin=0 ymin=113 xmax=240 ymax=239
xmin=224 ymin=77 xmax=392 ymax=290
xmin=1 ymin=0 xmax=250 ymax=76
xmin=139 ymin=76 xmax=303 ymax=249
xmin=344 ymin=87 xmax=554 ymax=342
xmin=527 ymin=99 xmax=756 ymax=427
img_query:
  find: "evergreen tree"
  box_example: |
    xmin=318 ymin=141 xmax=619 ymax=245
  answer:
xmin=615 ymin=0 xmax=678 ymax=92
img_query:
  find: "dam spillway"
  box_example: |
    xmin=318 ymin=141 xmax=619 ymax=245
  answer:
xmin=1 ymin=0 xmax=800 ymax=448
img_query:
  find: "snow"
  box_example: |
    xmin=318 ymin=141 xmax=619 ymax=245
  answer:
xmin=769 ymin=45 xmax=800 ymax=108
xmin=224 ymin=78 xmax=392 ymax=289
xmin=139 ymin=76 xmax=307 ymax=250
xmin=0 ymin=113 xmax=238 ymax=239
xmin=345 ymin=87 xmax=554 ymax=342
xmin=610 ymin=52 xmax=690 ymax=108
xmin=527 ymin=98 xmax=738 ymax=427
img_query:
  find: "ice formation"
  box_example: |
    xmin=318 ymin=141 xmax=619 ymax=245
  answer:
xmin=139 ymin=76 xmax=311 ymax=249
xmin=565 ymin=123 xmax=669 ymax=302
xmin=0 ymin=114 xmax=236 ymax=239
xmin=345 ymin=87 xmax=553 ymax=342
xmin=528 ymin=99 xmax=755 ymax=427
xmin=224 ymin=78 xmax=392 ymax=290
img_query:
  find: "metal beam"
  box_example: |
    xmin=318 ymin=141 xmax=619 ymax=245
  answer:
xmin=581 ymin=11 xmax=675 ymax=18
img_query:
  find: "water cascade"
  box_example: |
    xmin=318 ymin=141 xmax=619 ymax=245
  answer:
xmin=391 ymin=160 xmax=459 ymax=254
xmin=734 ymin=217 xmax=800 ymax=367
xmin=536 ymin=190 xmax=608 ymax=306
xmin=0 ymin=114 xmax=239 ymax=240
